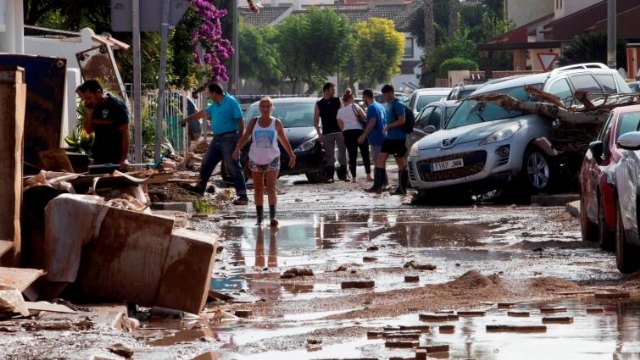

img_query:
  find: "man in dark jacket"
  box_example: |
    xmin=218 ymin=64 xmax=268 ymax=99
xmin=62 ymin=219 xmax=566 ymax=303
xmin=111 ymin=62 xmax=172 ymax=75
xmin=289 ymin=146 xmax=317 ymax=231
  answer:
xmin=313 ymin=82 xmax=349 ymax=182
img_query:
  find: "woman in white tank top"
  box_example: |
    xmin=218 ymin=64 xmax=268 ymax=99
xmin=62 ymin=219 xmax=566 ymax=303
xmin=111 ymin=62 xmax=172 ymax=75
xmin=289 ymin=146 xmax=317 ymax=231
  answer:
xmin=233 ymin=97 xmax=296 ymax=226
xmin=337 ymin=89 xmax=372 ymax=183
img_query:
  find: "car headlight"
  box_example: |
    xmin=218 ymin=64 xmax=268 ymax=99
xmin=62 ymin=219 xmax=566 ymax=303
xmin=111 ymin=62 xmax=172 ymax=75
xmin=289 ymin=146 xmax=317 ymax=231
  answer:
xmin=409 ymin=143 xmax=420 ymax=157
xmin=479 ymin=123 xmax=521 ymax=145
xmin=294 ymin=138 xmax=316 ymax=153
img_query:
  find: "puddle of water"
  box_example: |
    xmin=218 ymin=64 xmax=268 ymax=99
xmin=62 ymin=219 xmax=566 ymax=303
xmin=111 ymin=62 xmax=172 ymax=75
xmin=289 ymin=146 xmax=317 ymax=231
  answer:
xmin=148 ymin=328 xmax=214 ymax=346
xmin=220 ymin=298 xmax=640 ymax=359
xmin=210 ymin=209 xmax=619 ymax=299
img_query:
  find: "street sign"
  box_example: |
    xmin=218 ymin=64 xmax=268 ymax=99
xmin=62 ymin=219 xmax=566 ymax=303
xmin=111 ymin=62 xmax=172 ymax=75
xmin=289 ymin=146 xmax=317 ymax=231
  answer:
xmin=537 ymin=52 xmax=559 ymax=72
xmin=111 ymin=0 xmax=189 ymax=32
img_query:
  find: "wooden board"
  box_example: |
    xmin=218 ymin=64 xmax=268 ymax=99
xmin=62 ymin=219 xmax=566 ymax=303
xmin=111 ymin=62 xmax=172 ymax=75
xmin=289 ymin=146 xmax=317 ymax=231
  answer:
xmin=0 ymin=267 xmax=44 ymax=292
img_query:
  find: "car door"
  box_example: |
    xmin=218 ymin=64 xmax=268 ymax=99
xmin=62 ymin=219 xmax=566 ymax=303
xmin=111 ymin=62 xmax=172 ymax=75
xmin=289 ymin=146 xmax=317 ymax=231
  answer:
xmin=582 ymin=112 xmax=614 ymax=221
xmin=407 ymin=105 xmax=435 ymax=149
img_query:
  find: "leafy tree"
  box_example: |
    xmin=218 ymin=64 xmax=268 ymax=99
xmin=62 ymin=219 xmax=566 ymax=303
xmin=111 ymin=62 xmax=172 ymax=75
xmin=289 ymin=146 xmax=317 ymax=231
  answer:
xmin=353 ymin=18 xmax=405 ymax=87
xmin=238 ymin=22 xmax=282 ymax=92
xmin=559 ymin=32 xmax=626 ymax=69
xmin=275 ymin=7 xmax=352 ymax=93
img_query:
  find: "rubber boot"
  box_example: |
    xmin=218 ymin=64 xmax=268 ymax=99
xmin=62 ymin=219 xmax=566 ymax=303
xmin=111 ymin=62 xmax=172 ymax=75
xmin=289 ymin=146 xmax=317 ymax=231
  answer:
xmin=256 ymin=205 xmax=264 ymax=225
xmin=381 ymin=169 xmax=389 ymax=189
xmin=269 ymin=205 xmax=278 ymax=227
xmin=390 ymin=170 xmax=408 ymax=195
xmin=337 ymin=164 xmax=349 ymax=182
xmin=326 ymin=166 xmax=335 ymax=183
xmin=365 ymin=168 xmax=384 ymax=193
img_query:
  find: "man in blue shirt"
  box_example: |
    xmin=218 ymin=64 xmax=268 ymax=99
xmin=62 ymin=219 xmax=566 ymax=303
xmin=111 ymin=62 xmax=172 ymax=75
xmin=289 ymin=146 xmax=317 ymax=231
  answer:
xmin=181 ymin=82 xmax=248 ymax=205
xmin=358 ymin=88 xmax=388 ymax=192
xmin=366 ymin=84 xmax=408 ymax=195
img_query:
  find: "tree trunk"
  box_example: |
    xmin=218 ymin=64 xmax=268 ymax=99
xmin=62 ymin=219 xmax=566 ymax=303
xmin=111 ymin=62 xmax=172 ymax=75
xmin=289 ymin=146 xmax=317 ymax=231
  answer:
xmin=423 ymin=0 xmax=435 ymax=52
xmin=448 ymin=0 xmax=460 ymax=36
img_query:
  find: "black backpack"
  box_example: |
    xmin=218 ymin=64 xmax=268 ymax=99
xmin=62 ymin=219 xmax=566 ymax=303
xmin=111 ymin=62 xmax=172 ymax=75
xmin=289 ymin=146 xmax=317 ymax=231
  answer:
xmin=393 ymin=99 xmax=414 ymax=134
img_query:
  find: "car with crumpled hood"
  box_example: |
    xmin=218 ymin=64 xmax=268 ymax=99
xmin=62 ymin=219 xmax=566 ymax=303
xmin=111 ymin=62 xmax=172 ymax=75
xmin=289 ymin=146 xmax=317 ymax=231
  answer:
xmin=407 ymin=63 xmax=631 ymax=202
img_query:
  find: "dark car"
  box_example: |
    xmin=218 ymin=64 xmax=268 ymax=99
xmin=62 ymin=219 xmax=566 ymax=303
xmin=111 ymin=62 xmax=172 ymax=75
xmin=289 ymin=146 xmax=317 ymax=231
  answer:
xmin=579 ymin=105 xmax=640 ymax=252
xmin=406 ymin=99 xmax=460 ymax=150
xmin=223 ymin=97 xmax=328 ymax=183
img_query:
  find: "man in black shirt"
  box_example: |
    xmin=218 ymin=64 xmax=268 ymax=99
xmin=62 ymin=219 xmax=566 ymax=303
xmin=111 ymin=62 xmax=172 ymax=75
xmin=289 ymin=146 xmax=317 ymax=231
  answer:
xmin=76 ymin=80 xmax=130 ymax=167
xmin=314 ymin=82 xmax=348 ymax=182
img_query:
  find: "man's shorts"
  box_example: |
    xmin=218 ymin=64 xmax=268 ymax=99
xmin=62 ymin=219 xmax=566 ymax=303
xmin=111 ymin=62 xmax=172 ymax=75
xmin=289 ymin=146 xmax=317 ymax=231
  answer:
xmin=249 ymin=157 xmax=280 ymax=172
xmin=381 ymin=138 xmax=407 ymax=157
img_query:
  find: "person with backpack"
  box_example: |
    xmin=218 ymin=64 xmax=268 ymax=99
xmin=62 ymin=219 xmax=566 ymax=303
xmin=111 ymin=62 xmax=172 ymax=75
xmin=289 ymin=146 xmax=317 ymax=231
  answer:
xmin=366 ymin=84 xmax=410 ymax=195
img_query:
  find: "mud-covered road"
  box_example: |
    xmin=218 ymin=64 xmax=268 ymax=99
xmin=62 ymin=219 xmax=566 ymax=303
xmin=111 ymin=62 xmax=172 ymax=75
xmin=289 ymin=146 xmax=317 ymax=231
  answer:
xmin=2 ymin=170 xmax=639 ymax=359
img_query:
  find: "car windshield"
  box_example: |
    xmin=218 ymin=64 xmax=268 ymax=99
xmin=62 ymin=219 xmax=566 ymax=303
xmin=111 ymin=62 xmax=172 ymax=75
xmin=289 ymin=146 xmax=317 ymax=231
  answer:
xmin=244 ymin=101 xmax=315 ymax=128
xmin=445 ymin=83 xmax=543 ymax=130
xmin=417 ymin=94 xmax=445 ymax=112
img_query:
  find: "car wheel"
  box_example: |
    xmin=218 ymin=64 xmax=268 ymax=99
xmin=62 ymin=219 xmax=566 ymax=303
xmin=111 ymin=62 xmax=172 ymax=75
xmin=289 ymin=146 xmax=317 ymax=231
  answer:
xmin=597 ymin=195 xmax=615 ymax=251
xmin=305 ymin=169 xmax=332 ymax=183
xmin=615 ymin=200 xmax=640 ymax=273
xmin=522 ymin=147 xmax=552 ymax=193
xmin=580 ymin=195 xmax=597 ymax=242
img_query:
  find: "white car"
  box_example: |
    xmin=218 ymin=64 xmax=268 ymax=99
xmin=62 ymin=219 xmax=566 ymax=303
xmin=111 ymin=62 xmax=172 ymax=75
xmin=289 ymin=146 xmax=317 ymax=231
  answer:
xmin=406 ymin=87 xmax=452 ymax=117
xmin=407 ymin=63 xmax=631 ymax=202
xmin=611 ymin=131 xmax=640 ymax=273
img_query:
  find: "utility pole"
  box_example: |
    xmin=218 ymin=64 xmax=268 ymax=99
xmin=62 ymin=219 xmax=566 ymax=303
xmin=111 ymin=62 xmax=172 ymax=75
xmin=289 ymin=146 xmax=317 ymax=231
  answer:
xmin=233 ymin=0 xmax=240 ymax=96
xmin=155 ymin=0 xmax=171 ymax=163
xmin=132 ymin=0 xmax=143 ymax=164
xmin=607 ymin=0 xmax=617 ymax=69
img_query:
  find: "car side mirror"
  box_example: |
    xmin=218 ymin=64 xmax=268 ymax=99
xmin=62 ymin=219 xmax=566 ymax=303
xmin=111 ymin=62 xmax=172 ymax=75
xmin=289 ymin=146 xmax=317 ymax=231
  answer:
xmin=424 ymin=125 xmax=437 ymax=134
xmin=589 ymin=140 xmax=604 ymax=161
xmin=617 ymin=131 xmax=640 ymax=150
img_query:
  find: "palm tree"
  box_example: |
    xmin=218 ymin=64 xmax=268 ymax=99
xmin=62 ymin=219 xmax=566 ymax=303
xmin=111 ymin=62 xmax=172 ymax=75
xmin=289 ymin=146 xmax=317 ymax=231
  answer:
xmin=448 ymin=0 xmax=460 ymax=36
xmin=424 ymin=0 xmax=435 ymax=51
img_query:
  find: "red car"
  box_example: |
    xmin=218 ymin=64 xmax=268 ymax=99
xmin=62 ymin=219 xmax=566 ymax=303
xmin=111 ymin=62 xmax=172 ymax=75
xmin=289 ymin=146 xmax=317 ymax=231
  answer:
xmin=579 ymin=105 xmax=640 ymax=250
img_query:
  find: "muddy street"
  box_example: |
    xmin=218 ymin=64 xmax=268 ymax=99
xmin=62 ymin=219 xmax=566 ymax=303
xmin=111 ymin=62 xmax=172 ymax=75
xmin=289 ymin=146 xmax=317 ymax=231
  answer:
xmin=2 ymin=173 xmax=640 ymax=359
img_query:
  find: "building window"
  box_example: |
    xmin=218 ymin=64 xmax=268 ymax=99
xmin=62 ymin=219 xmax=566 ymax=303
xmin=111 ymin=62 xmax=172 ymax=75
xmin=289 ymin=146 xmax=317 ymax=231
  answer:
xmin=404 ymin=37 xmax=414 ymax=59
xmin=556 ymin=0 xmax=563 ymax=9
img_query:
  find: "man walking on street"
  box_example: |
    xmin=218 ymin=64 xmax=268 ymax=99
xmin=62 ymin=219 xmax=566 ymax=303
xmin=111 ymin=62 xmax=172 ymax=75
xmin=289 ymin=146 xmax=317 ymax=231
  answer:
xmin=359 ymin=88 xmax=388 ymax=191
xmin=366 ymin=84 xmax=408 ymax=195
xmin=181 ymin=82 xmax=249 ymax=205
xmin=314 ymin=82 xmax=349 ymax=182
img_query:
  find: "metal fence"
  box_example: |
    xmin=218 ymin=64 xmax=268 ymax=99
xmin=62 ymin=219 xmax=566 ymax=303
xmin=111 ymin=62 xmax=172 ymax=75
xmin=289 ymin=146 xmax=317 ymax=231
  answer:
xmin=123 ymin=84 xmax=202 ymax=161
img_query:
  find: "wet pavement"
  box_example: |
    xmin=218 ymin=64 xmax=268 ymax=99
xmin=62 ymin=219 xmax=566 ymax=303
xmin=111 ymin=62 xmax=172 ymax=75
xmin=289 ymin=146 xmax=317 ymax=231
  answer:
xmin=2 ymin=173 xmax=640 ymax=359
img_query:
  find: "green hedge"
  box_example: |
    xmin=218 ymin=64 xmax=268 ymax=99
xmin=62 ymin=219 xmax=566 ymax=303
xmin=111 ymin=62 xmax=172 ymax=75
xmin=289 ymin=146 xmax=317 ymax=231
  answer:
xmin=438 ymin=57 xmax=479 ymax=78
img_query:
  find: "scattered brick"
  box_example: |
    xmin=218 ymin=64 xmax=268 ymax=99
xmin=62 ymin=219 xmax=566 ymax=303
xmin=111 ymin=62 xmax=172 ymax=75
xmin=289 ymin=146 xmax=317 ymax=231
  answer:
xmin=498 ymin=302 xmax=517 ymax=309
xmin=507 ymin=310 xmax=530 ymax=317
xmin=458 ymin=310 xmax=486 ymax=316
xmin=404 ymin=275 xmax=420 ymax=283
xmin=415 ymin=349 xmax=427 ymax=360
xmin=540 ymin=306 xmax=567 ymax=313
xmin=363 ymin=256 xmax=377 ymax=262
xmin=439 ymin=325 xmax=455 ymax=334
xmin=385 ymin=340 xmax=419 ymax=349
xmin=586 ymin=307 xmax=604 ymax=314
xmin=594 ymin=292 xmax=630 ymax=300
xmin=341 ymin=281 xmax=375 ymax=289
xmin=417 ymin=344 xmax=449 ymax=353
xmin=384 ymin=332 xmax=421 ymax=339
xmin=234 ymin=310 xmax=252 ymax=318
xmin=542 ymin=316 xmax=574 ymax=324
xmin=419 ymin=313 xmax=459 ymax=321
xmin=486 ymin=325 xmax=547 ymax=333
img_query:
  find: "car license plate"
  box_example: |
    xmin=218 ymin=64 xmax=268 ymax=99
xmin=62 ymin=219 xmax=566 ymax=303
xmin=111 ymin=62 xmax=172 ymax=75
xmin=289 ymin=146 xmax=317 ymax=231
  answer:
xmin=431 ymin=158 xmax=464 ymax=172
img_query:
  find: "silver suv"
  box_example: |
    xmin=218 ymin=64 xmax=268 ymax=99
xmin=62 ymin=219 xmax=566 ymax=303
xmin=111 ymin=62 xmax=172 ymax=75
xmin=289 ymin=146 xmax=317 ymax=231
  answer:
xmin=407 ymin=63 xmax=631 ymax=200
